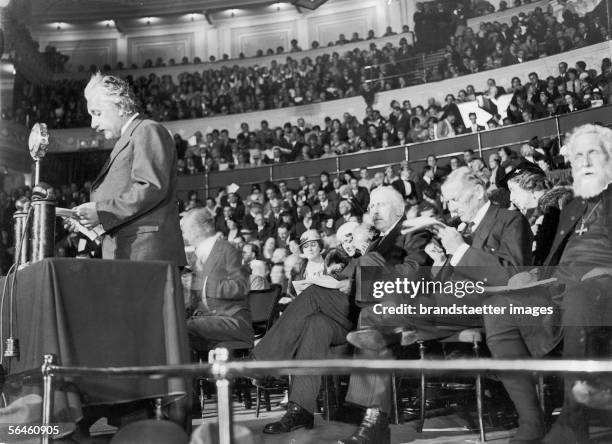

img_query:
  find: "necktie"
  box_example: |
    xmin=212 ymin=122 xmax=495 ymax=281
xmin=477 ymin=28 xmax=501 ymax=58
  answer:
xmin=463 ymin=222 xmax=475 ymax=245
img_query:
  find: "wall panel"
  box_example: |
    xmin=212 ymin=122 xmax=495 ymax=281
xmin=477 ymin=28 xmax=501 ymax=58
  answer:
xmin=49 ymin=39 xmax=117 ymax=71
xmin=128 ymin=33 xmax=194 ymax=67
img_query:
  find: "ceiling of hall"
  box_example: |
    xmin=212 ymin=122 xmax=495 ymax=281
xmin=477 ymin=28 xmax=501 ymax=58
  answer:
xmin=25 ymin=0 xmax=286 ymax=23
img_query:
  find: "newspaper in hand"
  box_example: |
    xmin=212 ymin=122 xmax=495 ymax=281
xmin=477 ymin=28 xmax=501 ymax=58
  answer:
xmin=401 ymin=216 xmax=447 ymax=234
xmin=56 ymin=207 xmax=105 ymax=241
xmin=292 ymin=275 xmax=341 ymax=295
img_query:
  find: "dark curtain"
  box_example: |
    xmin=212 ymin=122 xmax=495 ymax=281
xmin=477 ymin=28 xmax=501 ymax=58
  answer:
xmin=41 ymin=150 xmax=109 ymax=188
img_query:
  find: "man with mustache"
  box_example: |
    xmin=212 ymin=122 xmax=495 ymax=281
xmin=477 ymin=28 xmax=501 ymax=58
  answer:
xmin=542 ymin=124 xmax=612 ymax=443
xmin=72 ymin=72 xmax=185 ymax=264
xmin=484 ymin=124 xmax=612 ymax=444
xmin=340 ymin=169 xmax=532 ymax=444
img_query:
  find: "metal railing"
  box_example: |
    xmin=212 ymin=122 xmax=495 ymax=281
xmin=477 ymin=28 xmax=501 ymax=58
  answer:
xmin=178 ymin=104 xmax=612 ymax=199
xmin=12 ymin=351 xmax=611 ymax=444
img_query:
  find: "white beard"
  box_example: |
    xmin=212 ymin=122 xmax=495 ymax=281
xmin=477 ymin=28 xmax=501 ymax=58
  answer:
xmin=573 ymin=173 xmax=612 ymax=199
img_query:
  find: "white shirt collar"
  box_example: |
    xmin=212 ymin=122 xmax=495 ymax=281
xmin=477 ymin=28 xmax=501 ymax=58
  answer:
xmin=382 ymin=218 xmax=401 ymax=237
xmin=194 ymin=233 xmax=220 ymax=264
xmin=470 ymin=200 xmax=491 ymax=231
xmin=121 ymin=113 xmax=139 ymax=136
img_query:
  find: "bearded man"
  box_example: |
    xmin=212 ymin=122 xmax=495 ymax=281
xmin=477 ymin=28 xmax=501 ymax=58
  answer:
xmin=484 ymin=124 xmax=612 ymax=444
xmin=542 ymin=124 xmax=612 ymax=443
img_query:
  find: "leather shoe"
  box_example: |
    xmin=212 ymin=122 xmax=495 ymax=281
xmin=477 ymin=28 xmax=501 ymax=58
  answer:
xmin=347 ymin=328 xmax=417 ymax=350
xmin=262 ymin=401 xmax=314 ymax=434
xmin=346 ymin=329 xmax=399 ymax=350
xmin=337 ymin=407 xmax=390 ymax=444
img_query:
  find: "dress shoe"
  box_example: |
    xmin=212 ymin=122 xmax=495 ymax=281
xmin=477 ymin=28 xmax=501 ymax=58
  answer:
xmin=572 ymin=380 xmax=612 ymax=410
xmin=262 ymin=401 xmax=314 ymax=434
xmin=346 ymin=328 xmax=402 ymax=350
xmin=337 ymin=407 xmax=390 ymax=444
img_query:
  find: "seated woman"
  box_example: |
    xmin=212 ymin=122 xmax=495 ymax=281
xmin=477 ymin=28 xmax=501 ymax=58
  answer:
xmin=507 ymin=169 xmax=573 ymax=265
xmin=287 ymin=229 xmax=325 ymax=299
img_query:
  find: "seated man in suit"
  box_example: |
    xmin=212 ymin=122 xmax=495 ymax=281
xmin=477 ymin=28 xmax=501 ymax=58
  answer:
xmin=467 ymin=112 xmax=486 ymax=133
xmin=181 ymin=208 xmax=253 ymax=352
xmin=253 ymin=187 xmax=430 ymax=435
xmin=391 ymin=165 xmax=421 ymax=203
xmin=340 ymin=167 xmax=532 ymax=444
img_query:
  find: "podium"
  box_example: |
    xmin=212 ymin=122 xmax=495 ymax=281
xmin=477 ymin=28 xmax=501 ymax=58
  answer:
xmin=0 ymin=258 xmax=189 ymax=424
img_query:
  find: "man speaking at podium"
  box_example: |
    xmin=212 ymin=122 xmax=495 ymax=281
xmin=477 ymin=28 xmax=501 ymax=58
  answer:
xmin=72 ymin=72 xmax=185 ymax=265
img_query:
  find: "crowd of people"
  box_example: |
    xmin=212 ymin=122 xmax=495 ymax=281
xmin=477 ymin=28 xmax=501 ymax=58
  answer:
xmin=1 ymin=55 xmax=611 ymax=444
xmin=176 ymin=123 xmax=610 ymax=444
xmin=5 ymin=0 xmax=608 ymax=131
xmin=168 ymin=55 xmax=610 ymax=174
xmin=433 ymin=0 xmax=608 ymax=79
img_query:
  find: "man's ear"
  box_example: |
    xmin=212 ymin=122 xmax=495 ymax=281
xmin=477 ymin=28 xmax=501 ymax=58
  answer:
xmin=474 ymin=184 xmax=486 ymax=200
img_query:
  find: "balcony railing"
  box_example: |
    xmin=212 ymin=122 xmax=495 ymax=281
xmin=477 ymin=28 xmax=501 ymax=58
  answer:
xmin=177 ymin=104 xmax=612 ymax=198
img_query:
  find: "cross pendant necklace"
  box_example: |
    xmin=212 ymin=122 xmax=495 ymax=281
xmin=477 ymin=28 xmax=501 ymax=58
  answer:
xmin=575 ymin=200 xmax=602 ymax=236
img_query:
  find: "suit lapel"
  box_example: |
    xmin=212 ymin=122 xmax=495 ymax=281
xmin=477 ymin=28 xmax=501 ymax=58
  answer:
xmin=471 ymin=204 xmax=497 ymax=249
xmin=200 ymin=238 xmax=223 ymax=278
xmin=544 ymin=198 xmax=587 ymax=266
xmin=372 ymin=216 xmax=405 ymax=254
xmin=92 ymin=118 xmax=143 ymax=188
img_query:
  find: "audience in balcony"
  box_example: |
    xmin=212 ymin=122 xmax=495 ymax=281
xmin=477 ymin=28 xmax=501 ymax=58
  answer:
xmin=8 ymin=0 xmax=609 ymax=132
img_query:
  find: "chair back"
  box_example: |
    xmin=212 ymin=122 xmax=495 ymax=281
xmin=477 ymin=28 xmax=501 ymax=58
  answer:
xmin=248 ymin=284 xmax=282 ymax=334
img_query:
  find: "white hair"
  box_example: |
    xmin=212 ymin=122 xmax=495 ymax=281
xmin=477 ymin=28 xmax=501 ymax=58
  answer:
xmin=442 ymin=166 xmax=487 ymax=193
xmin=84 ymin=72 xmax=137 ymax=114
xmin=565 ymin=124 xmax=612 ymax=163
xmin=369 ymin=186 xmax=405 ymax=214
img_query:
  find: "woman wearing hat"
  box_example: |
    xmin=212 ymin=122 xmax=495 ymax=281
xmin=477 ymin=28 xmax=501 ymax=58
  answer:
xmin=507 ymin=169 xmax=573 ymax=265
xmin=287 ymin=229 xmax=325 ymax=299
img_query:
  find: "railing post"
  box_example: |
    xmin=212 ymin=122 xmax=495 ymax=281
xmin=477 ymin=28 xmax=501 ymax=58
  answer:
xmin=335 ymin=156 xmax=340 ymax=176
xmin=204 ymin=171 xmax=209 ymax=200
xmin=607 ymin=0 xmax=611 ymax=42
xmin=404 ymin=145 xmax=409 ymax=163
xmin=211 ymin=348 xmax=233 ymax=444
xmin=269 ymin=165 xmax=274 ymax=182
xmin=554 ymin=114 xmax=562 ymax=144
xmin=41 ymin=354 xmax=55 ymax=444
xmin=477 ymin=131 xmax=483 ymax=159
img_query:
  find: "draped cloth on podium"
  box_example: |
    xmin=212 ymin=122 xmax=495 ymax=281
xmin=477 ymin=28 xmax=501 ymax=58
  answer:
xmin=0 ymin=258 xmax=189 ymax=423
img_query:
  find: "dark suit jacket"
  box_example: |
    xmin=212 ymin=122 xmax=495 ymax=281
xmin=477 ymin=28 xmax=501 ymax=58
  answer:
xmin=91 ymin=117 xmax=186 ymax=265
xmin=313 ymin=200 xmax=337 ymax=220
xmin=392 ymin=179 xmax=420 ymax=201
xmin=544 ymin=183 xmax=612 ymax=271
xmin=467 ymin=125 xmax=486 ymax=133
xmin=451 ymin=203 xmax=533 ymax=286
xmin=191 ymin=237 xmax=251 ymax=321
xmin=351 ymin=187 xmax=370 ymax=213
xmin=348 ymin=216 xmax=431 ymax=304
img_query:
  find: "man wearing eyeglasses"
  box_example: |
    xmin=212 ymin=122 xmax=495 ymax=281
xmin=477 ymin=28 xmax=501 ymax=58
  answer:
xmin=340 ymin=168 xmax=532 ymax=444
xmin=254 ymin=187 xmax=430 ymax=436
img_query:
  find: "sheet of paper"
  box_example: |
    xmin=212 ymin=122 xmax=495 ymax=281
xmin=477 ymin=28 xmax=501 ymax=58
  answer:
xmin=57 ymin=208 xmax=104 ymax=241
xmin=401 ymin=216 xmax=447 ymax=234
xmin=56 ymin=207 xmax=76 ymax=218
